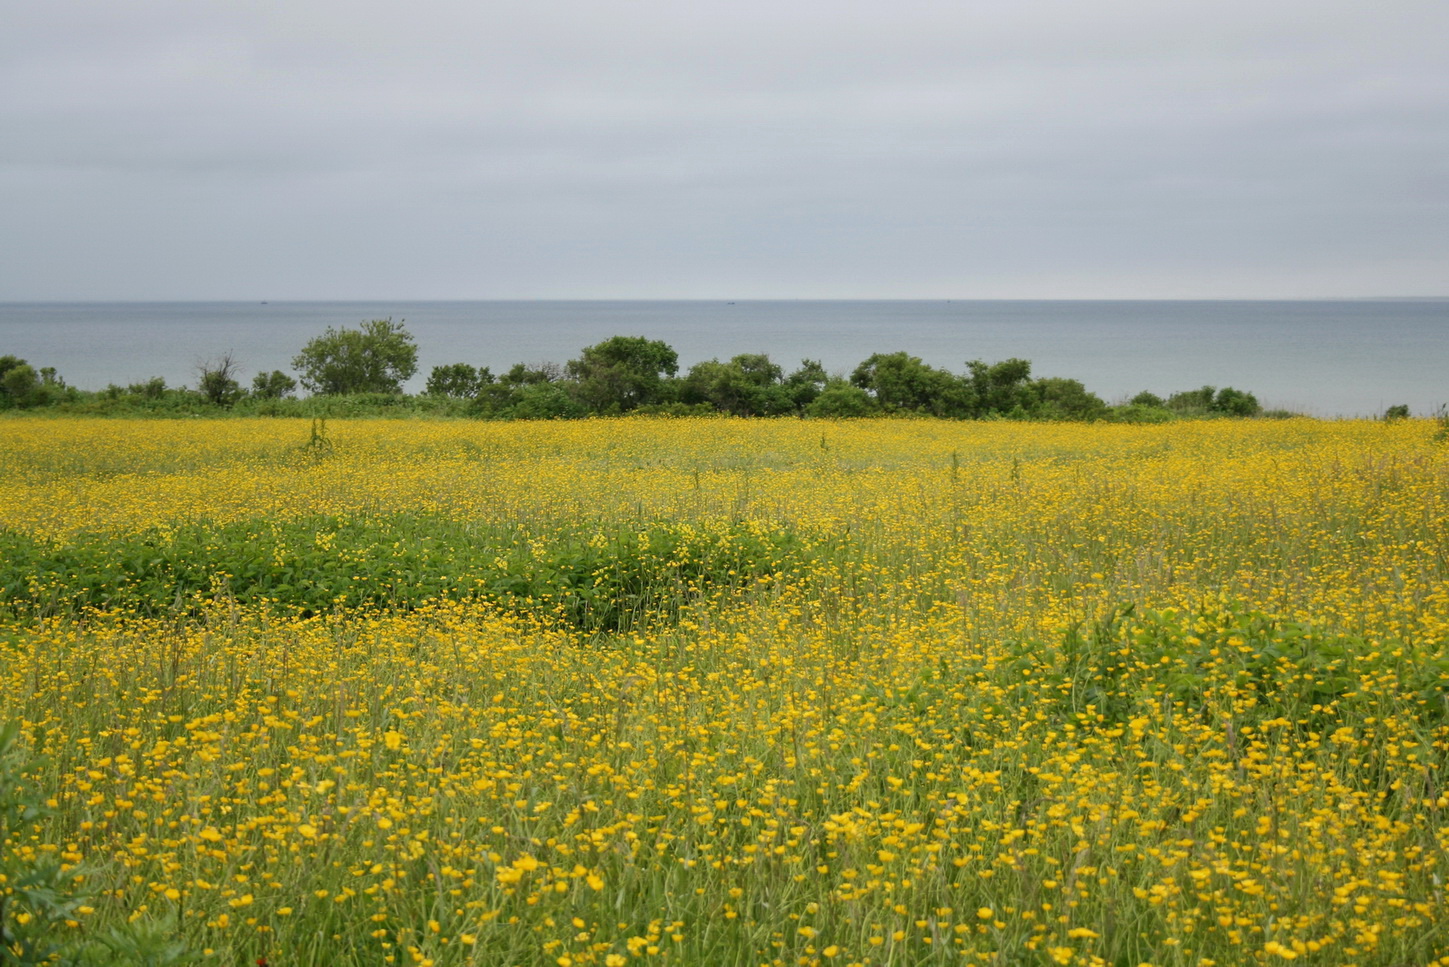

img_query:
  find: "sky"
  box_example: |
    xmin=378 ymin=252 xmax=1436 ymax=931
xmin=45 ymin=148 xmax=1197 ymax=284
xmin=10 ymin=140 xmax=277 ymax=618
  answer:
xmin=2 ymin=0 xmax=1446 ymax=301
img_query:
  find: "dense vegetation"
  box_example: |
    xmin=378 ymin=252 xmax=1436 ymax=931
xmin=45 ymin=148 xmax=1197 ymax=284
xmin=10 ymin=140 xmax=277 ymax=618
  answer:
xmin=1 ymin=417 xmax=1447 ymax=965
xmin=0 ymin=321 xmax=1297 ymax=421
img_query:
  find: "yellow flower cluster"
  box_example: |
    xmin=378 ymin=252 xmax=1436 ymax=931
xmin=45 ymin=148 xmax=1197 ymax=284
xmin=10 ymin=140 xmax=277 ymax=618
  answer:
xmin=0 ymin=415 xmax=1446 ymax=966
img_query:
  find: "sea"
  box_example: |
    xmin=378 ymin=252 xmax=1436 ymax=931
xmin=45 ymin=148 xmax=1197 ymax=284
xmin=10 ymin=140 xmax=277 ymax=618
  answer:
xmin=1 ymin=300 xmax=1446 ymax=418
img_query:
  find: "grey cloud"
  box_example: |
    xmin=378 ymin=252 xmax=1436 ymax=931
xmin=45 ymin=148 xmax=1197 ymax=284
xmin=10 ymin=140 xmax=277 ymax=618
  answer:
xmin=1 ymin=0 xmax=1446 ymax=298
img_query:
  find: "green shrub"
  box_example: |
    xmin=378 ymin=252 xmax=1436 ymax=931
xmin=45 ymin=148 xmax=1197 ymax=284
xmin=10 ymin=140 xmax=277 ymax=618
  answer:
xmin=251 ymin=369 xmax=298 ymax=399
xmin=1130 ymin=390 xmax=1165 ymax=408
xmin=293 ymin=319 xmax=418 ymax=395
xmin=806 ymin=380 xmax=876 ymax=418
xmin=1108 ymin=402 xmax=1177 ymax=424
xmin=1028 ymin=377 xmax=1108 ymax=421
xmin=503 ymin=383 xmax=589 ymax=420
xmin=1211 ymin=386 xmax=1261 ymax=417
xmin=426 ymin=363 xmax=490 ymax=398
xmin=0 ymin=358 xmax=72 ymax=410
xmin=0 ymin=516 xmax=823 ymax=634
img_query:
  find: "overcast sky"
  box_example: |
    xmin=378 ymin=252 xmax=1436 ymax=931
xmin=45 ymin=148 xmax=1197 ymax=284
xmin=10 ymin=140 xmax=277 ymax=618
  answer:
xmin=3 ymin=0 xmax=1446 ymax=300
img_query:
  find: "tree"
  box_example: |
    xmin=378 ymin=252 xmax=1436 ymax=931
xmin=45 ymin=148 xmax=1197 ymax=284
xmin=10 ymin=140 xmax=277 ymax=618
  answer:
xmin=252 ymin=370 xmax=298 ymax=399
xmin=506 ymin=383 xmax=588 ymax=420
xmin=1 ymin=356 xmax=69 ymax=409
xmin=197 ymin=352 xmax=243 ymax=407
xmin=1210 ymin=387 xmax=1261 ymax=417
xmin=0 ymin=355 xmax=25 ymax=383
xmin=1130 ymin=391 xmax=1166 ymax=409
xmin=680 ymin=353 xmax=792 ymax=416
xmin=806 ymin=378 xmax=876 ymax=417
xmin=126 ymin=377 xmax=168 ymax=400
xmin=1165 ymin=385 xmax=1261 ymax=418
xmin=426 ymin=363 xmax=492 ymax=398
xmin=783 ymin=359 xmax=829 ymax=413
xmin=1167 ymin=386 xmax=1217 ymax=414
xmin=292 ymin=319 xmax=418 ymax=395
xmin=851 ymin=352 xmax=972 ymax=416
xmin=0 ymin=356 xmax=38 ymax=408
xmin=500 ymin=361 xmax=563 ymax=386
xmin=966 ymin=358 xmax=1033 ymax=417
xmin=567 ymin=336 xmax=679 ymax=412
xmin=1029 ymin=377 xmax=1108 ymax=421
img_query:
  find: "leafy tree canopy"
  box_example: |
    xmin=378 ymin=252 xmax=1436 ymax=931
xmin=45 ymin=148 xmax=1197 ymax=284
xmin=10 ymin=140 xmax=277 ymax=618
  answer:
xmin=852 ymin=352 xmax=972 ymax=416
xmin=681 ymin=353 xmax=794 ymax=417
xmin=567 ymin=336 xmax=679 ymax=412
xmin=252 ymin=370 xmax=298 ymax=400
xmin=966 ymin=357 xmax=1033 ymax=417
xmin=293 ymin=319 xmax=418 ymax=395
xmin=426 ymin=363 xmax=492 ymax=399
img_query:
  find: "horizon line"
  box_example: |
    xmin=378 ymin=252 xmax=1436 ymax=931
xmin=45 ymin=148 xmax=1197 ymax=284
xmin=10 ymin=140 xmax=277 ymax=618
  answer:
xmin=5 ymin=295 xmax=1448 ymax=305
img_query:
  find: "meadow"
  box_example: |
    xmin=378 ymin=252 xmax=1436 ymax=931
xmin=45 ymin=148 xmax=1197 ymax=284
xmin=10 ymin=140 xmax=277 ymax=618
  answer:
xmin=1 ymin=416 xmax=1447 ymax=966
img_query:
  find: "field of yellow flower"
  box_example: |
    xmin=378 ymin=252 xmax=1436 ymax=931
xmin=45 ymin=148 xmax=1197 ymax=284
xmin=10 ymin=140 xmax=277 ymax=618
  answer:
xmin=1 ymin=415 xmax=1448 ymax=967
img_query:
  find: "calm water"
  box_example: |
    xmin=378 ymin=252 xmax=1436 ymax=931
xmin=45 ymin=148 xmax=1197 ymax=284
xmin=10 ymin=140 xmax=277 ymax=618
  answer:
xmin=1 ymin=300 xmax=1445 ymax=417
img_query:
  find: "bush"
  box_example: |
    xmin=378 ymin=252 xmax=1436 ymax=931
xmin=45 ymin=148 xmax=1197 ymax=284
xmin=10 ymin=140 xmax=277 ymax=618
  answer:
xmin=1130 ymin=391 xmax=1165 ymax=408
xmin=1108 ymin=402 xmax=1177 ymax=424
xmin=1029 ymin=377 xmax=1109 ymax=421
xmin=852 ymin=352 xmax=971 ymax=416
xmin=127 ymin=377 xmax=169 ymax=401
xmin=426 ymin=363 xmax=491 ymax=398
xmin=504 ymin=383 xmax=589 ymax=420
xmin=966 ymin=358 xmax=1033 ymax=417
xmin=0 ymin=357 xmax=71 ymax=409
xmin=196 ymin=352 xmax=243 ymax=407
xmin=1211 ymin=386 xmax=1261 ymax=417
xmin=1167 ymin=385 xmax=1217 ymax=414
xmin=680 ymin=354 xmax=794 ymax=417
xmin=1163 ymin=385 xmax=1261 ymax=418
xmin=251 ymin=370 xmax=297 ymax=400
xmin=0 ymin=360 xmax=40 ymax=407
xmin=806 ymin=380 xmax=877 ymax=417
xmin=631 ymin=402 xmax=718 ymax=417
xmin=293 ymin=319 xmax=418 ymax=395
xmin=783 ymin=359 xmax=829 ymax=413
xmin=567 ymin=336 xmax=678 ymax=412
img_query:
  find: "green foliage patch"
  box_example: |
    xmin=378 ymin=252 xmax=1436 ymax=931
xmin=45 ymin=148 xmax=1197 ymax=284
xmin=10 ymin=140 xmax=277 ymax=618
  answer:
xmin=990 ymin=602 xmax=1449 ymax=731
xmin=0 ymin=515 xmax=816 ymax=634
xmin=0 ymin=721 xmax=200 ymax=965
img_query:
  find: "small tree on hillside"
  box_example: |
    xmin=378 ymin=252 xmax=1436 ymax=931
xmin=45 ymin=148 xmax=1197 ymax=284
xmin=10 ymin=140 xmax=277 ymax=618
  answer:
xmin=293 ymin=319 xmax=418 ymax=395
